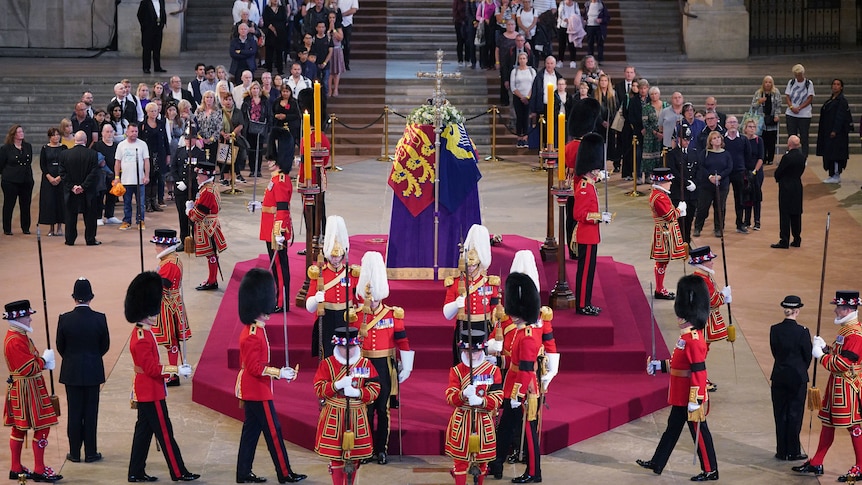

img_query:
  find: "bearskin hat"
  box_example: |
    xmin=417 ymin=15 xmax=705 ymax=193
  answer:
xmin=575 ymin=132 xmax=605 ymax=176
xmin=504 ymin=272 xmax=541 ymax=324
xmin=674 ymin=275 xmax=710 ymax=330
xmin=297 ymin=87 xmax=326 ymax=127
xmin=124 ymin=271 xmax=164 ymax=323
xmin=238 ymin=268 xmax=277 ymax=324
xmin=568 ymin=98 xmax=601 ymax=139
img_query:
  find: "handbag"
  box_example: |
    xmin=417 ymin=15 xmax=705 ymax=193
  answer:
xmin=248 ymin=120 xmax=267 ymax=136
xmin=216 ymin=142 xmax=239 ymax=165
xmin=474 ymin=24 xmax=485 ymax=47
xmin=610 ymin=105 xmax=626 ymax=132
xmin=109 ymin=181 xmax=126 ymax=197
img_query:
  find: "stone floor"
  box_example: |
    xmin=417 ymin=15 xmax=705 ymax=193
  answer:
xmin=2 ymin=52 xmax=862 ymax=484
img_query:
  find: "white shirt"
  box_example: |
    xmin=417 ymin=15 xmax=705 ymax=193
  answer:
xmin=286 ymin=75 xmax=313 ymax=99
xmin=232 ymin=0 xmax=261 ymax=24
xmin=338 ymin=0 xmax=359 ymax=27
xmin=232 ymin=84 xmax=251 ymax=106
xmin=785 ymin=77 xmax=815 ymax=118
xmin=557 ymin=1 xmax=579 ymax=29
xmin=542 ymin=71 xmax=557 ymax=105
xmin=533 ymin=0 xmax=555 ymax=15
xmin=586 ymin=1 xmax=602 ymax=26
xmin=115 ymin=139 xmax=150 ymax=185
xmin=125 ymin=93 xmax=145 ymax=122
xmin=510 ymin=67 xmax=536 ymax=98
xmin=152 ymin=0 xmax=161 ymax=21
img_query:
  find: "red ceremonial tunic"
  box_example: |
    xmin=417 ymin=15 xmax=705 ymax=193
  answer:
xmin=502 ymin=325 xmax=541 ymax=401
xmin=443 ymin=273 xmax=501 ymax=321
xmin=665 ymin=327 xmax=709 ymax=408
xmin=153 ymin=252 xmax=190 ymax=347
xmin=444 ymin=360 xmax=503 ymax=461
xmin=692 ymin=268 xmax=728 ymax=343
xmin=494 ymin=308 xmax=557 ymax=373
xmin=3 ymin=328 xmax=57 ymax=430
xmin=130 ymin=325 xmax=174 ymax=403
xmin=313 ymin=354 xmax=381 ymax=460
xmin=235 ymin=322 xmax=279 ymax=402
xmin=308 ymin=264 xmax=359 ymax=309
xmin=573 ymin=177 xmax=601 ymax=244
xmin=564 ymin=139 xmax=581 ymax=171
xmin=259 ymin=170 xmax=293 ymax=243
xmin=359 ymin=305 xmax=410 ymax=356
xmin=649 ymin=187 xmax=686 ymax=261
xmin=818 ymin=319 xmax=862 ymax=427
xmin=188 ymin=181 xmax=227 ymax=257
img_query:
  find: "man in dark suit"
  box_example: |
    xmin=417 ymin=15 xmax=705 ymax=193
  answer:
xmin=58 ymin=131 xmax=101 ymax=246
xmin=528 ymin=56 xmax=563 ymax=123
xmin=56 ymin=278 xmax=110 ymax=463
xmin=771 ymin=135 xmax=806 ymax=249
xmin=667 ymin=125 xmax=699 ymax=244
xmin=614 ymin=65 xmax=637 ymax=103
xmin=137 ymin=0 xmax=167 ymax=74
xmin=769 ymin=295 xmax=811 ymax=462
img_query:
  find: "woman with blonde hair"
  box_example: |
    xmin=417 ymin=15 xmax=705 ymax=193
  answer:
xmin=59 ymin=118 xmax=75 ymax=148
xmin=194 ymin=91 xmax=223 ymax=164
xmin=750 ymin=75 xmax=782 ymax=164
xmin=693 ymin=131 xmax=733 ymax=238
xmin=137 ymin=83 xmax=152 ymax=110
xmin=594 ymin=73 xmax=617 ymax=161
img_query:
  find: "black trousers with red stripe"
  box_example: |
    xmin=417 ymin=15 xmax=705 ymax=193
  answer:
xmin=129 ymin=400 xmax=191 ymax=480
xmin=575 ymin=243 xmax=598 ymax=310
xmin=649 ymin=405 xmax=717 ymax=474
xmin=237 ymin=400 xmax=294 ymax=481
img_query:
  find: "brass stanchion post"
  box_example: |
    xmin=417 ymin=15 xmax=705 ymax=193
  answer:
xmin=377 ymin=106 xmax=393 ymax=161
xmin=328 ymin=113 xmax=342 ymax=171
xmin=484 ymin=105 xmax=503 ymax=162
xmin=539 ymin=143 xmax=558 ymax=261
xmin=625 ymin=137 xmax=643 ymax=197
xmin=549 ymin=182 xmax=575 ymax=308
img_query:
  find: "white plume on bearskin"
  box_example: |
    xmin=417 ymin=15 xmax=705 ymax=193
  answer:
xmin=463 ymin=224 xmax=491 ymax=270
xmin=323 ymin=215 xmax=349 ymax=260
xmin=509 ymin=249 xmax=540 ymax=292
xmin=357 ymin=251 xmax=389 ymax=301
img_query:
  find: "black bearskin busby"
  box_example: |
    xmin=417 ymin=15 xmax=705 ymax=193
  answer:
xmin=238 ymin=268 xmax=277 ymax=324
xmin=297 ymin=88 xmax=327 ymax=129
xmin=124 ymin=271 xmax=164 ymax=323
xmin=575 ymin=132 xmax=605 ymax=176
xmin=504 ymin=272 xmax=541 ymax=324
xmin=674 ymin=275 xmax=710 ymax=330
xmin=568 ymin=97 xmax=601 ymax=139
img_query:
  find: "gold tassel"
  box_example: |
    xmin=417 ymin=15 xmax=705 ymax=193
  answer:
xmin=468 ymin=433 xmax=480 ymax=453
xmin=727 ymin=324 xmax=737 ymax=343
xmin=807 ymin=387 xmax=822 ymax=411
xmin=183 ymin=236 xmax=194 ymax=254
xmin=238 ymin=399 xmax=245 ymax=410
xmin=342 ymin=430 xmax=355 ymax=451
xmin=130 ymin=400 xmax=137 ymax=410
xmin=527 ymin=394 xmax=538 ymax=421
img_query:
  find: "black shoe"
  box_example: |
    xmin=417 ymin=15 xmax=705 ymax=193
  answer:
xmin=636 ymin=459 xmax=662 ymax=475
xmin=237 ymin=472 xmax=267 ymax=483
xmin=713 ymin=230 xmax=722 ymax=237
xmin=166 ymin=375 xmax=181 ymax=387
xmin=690 ymin=471 xmax=718 ymax=481
xmin=66 ymin=453 xmax=81 ymax=462
xmin=143 ymin=69 xmax=151 ymax=74
xmin=237 ymin=175 xmax=246 ymax=183
xmin=9 ymin=469 xmax=32 ymax=480
xmin=296 ymin=249 xmax=307 ymax=256
xmin=790 ymin=239 xmax=801 ymax=247
xmin=655 ymin=291 xmax=676 ymax=300
xmin=511 ymin=472 xmax=542 ymax=483
xmin=577 ymin=305 xmax=601 ymax=316
xmin=155 ymin=68 xmax=167 ymax=73
xmin=377 ymin=451 xmax=388 ymax=465
xmin=770 ymin=241 xmax=789 ymax=249
xmin=84 ymin=453 xmax=102 ymax=463
xmin=86 ymin=240 xmax=102 ymax=246
xmin=774 ymin=453 xmax=788 ymax=460
xmin=174 ymin=472 xmax=200 ymax=481
xmin=129 ymin=474 xmax=158 ymax=482
xmin=506 ymin=452 xmax=521 ymax=464
xmin=196 ymin=282 xmax=218 ymax=291
xmin=791 ymin=461 xmax=823 ymax=475
xmin=838 ymin=467 xmax=861 ymax=483
xmin=787 ymin=453 xmax=808 ymax=461
xmin=279 ymin=471 xmax=307 ymax=483
xmin=22 ymin=230 xmax=30 ymax=235
xmin=30 ymin=470 xmax=63 ymax=482
xmin=488 ymin=464 xmax=503 ymax=479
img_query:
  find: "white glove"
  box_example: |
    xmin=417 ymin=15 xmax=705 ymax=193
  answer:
xmin=510 ymin=399 xmax=522 ymax=409
xmin=486 ymin=339 xmax=503 ymax=354
xmin=721 ymin=286 xmax=732 ymax=304
xmin=176 ymin=181 xmax=187 ymax=192
xmin=334 ymin=374 xmax=353 ymax=390
xmin=279 ymin=366 xmax=296 ymax=381
xmin=687 ymin=402 xmax=701 ymax=413
xmin=398 ymin=350 xmax=415 ymax=383
xmin=484 ymin=354 xmax=498 ymax=365
xmin=467 ymin=394 xmax=484 ymax=407
xmin=686 ymin=180 xmax=696 ymax=192
xmin=677 ymin=201 xmax=687 ymax=217
xmin=315 ymin=291 xmax=325 ymax=304
xmin=541 ymin=353 xmax=560 ymax=389
xmin=646 ymin=360 xmax=661 ymax=376
xmin=275 ymin=235 xmax=286 ymax=246
xmin=455 ymin=295 xmax=466 ymax=308
xmin=595 ymin=169 xmax=608 ymax=182
xmin=812 ymin=336 xmax=827 ymax=359
xmin=42 ymin=349 xmax=55 ymax=370
xmin=463 ymin=384 xmax=476 ymax=398
xmin=343 ymin=385 xmax=361 ymax=398
xmin=601 ymin=211 xmax=612 ymax=223
xmin=247 ymin=200 xmax=262 ymax=212
xmin=184 ymin=200 xmax=194 ymax=215
xmin=178 ymin=364 xmax=193 ymax=378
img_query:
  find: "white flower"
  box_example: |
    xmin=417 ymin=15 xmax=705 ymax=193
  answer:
xmin=406 ymin=101 xmax=465 ymax=127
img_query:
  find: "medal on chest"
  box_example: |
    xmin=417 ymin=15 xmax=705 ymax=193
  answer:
xmin=351 ymin=366 xmax=371 ymax=379
xmin=837 ymin=335 xmax=845 ymax=346
xmin=676 ymin=338 xmax=686 ymax=350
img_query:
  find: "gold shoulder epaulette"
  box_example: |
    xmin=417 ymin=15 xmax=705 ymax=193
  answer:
xmin=278 ymin=173 xmax=286 ymax=183
xmin=691 ymin=328 xmax=699 ymax=340
xmin=540 ymin=306 xmax=553 ymax=321
xmin=488 ymin=275 xmax=501 ymax=286
xmin=393 ymin=306 xmax=404 ymax=319
xmin=249 ymin=325 xmax=258 ymax=335
xmin=350 ymin=265 xmax=361 ymax=277
xmin=444 ymin=276 xmax=455 ymax=287
xmin=137 ymin=328 xmax=145 ymax=339
xmin=307 ymin=264 xmax=320 ymax=280
xmin=524 ymin=327 xmax=533 ymax=337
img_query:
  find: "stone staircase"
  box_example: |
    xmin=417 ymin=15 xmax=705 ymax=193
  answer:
xmin=185 ymin=0 xmax=235 ymax=52
xmin=617 ymin=0 xmax=684 ymax=61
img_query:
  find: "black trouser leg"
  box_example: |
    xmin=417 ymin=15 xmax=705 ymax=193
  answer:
xmin=730 ymin=171 xmax=745 ymax=229
xmin=576 ymin=243 xmax=597 ymax=309
xmin=790 ymin=214 xmax=802 ymax=242
xmin=491 ymin=400 xmax=522 ymax=473
xmin=368 ymin=356 xmax=393 ymax=455
xmin=81 ymin=385 xmax=100 ymax=457
xmin=65 ymin=385 xmax=84 ymax=457
xmin=83 ymin=199 xmax=98 ymax=244
xmin=687 ymin=419 xmax=717 ymax=473
xmin=64 ymin=197 xmax=80 ymax=244
xmin=763 ymin=130 xmax=777 ymax=163
xmin=650 ymin=405 xmax=687 ymax=473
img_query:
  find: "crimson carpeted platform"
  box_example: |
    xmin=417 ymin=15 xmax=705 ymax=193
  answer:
xmin=192 ymin=235 xmax=671 ymax=455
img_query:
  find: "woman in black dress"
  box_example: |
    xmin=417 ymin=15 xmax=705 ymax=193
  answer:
xmin=269 ymin=84 xmax=300 ymax=174
xmin=0 ymin=125 xmax=35 ymax=235
xmin=263 ymin=0 xmax=288 ymax=76
xmin=38 ymin=127 xmax=67 ymax=236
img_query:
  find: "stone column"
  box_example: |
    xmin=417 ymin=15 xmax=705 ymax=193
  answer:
xmin=118 ymin=1 xmax=183 ymax=59
xmin=683 ymin=0 xmax=749 ymax=60
xmin=841 ymin=0 xmax=856 ymax=46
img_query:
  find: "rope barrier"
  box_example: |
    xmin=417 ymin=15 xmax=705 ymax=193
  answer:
xmin=333 ymin=111 xmax=387 ymax=131
xmin=391 ymin=111 xmax=407 ymax=119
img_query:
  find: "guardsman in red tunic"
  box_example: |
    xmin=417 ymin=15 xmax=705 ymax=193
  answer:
xmin=688 ymin=246 xmax=730 ymax=344
xmin=355 ymin=251 xmax=413 ymax=465
xmin=257 ymin=157 xmax=294 ymax=311
xmin=572 ymin=132 xmax=612 ymax=316
xmin=443 ymin=224 xmax=501 ymax=366
xmin=3 ymin=300 xmax=63 ymax=483
xmin=235 ymin=269 xmax=307 ymax=484
xmin=489 ymin=268 xmax=543 ymax=483
xmin=151 ymin=229 xmax=190 ymax=387
xmin=185 ymin=156 xmax=227 ymax=291
xmin=313 ymin=327 xmax=381 ymax=485
xmin=648 ymin=167 xmax=688 ymax=300
xmin=794 ymin=291 xmax=862 ymax=482
xmin=445 ymin=329 xmax=503 ymax=485
xmin=638 ymin=275 xmax=719 ymax=481
xmin=305 ymin=215 xmax=360 ymax=358
xmin=125 ymin=272 xmax=199 ymax=483
xmin=563 ymin=97 xmax=601 ymax=260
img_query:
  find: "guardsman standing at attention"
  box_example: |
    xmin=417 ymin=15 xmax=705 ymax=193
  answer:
xmin=572 ymin=132 xmax=612 ymax=316
xmin=313 ymin=327 xmax=381 ymax=485
xmin=258 ymin=156 xmax=293 ymax=312
xmin=356 ymin=251 xmax=414 ymax=465
xmin=185 ymin=156 xmax=227 ymax=291
xmin=445 ymin=329 xmax=503 ymax=485
xmin=648 ymin=167 xmax=688 ymax=300
xmin=125 ymin=272 xmax=198 ymax=482
xmin=305 ymin=215 xmax=360 ymax=358
xmin=150 ymin=229 xmax=189 ymax=387
xmin=235 ymin=269 xmax=307 ymax=484
xmin=794 ymin=291 xmax=862 ymax=482
xmin=443 ymin=224 xmax=501 ymax=365
xmin=3 ymin=300 xmax=63 ymax=483
xmin=639 ymin=275 xmax=719 ymax=481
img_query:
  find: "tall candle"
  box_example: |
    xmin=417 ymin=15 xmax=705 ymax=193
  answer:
xmin=546 ymin=83 xmax=554 ymax=149
xmin=303 ymin=111 xmax=311 ymax=182
xmin=314 ymin=81 xmax=322 ymax=146
xmin=558 ymin=112 xmax=566 ymax=181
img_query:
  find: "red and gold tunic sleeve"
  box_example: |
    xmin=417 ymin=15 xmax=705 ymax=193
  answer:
xmin=539 ymin=307 xmax=557 ymax=353
xmin=188 ymin=187 xmax=218 ymax=222
xmin=822 ymin=331 xmax=862 ymax=374
xmin=685 ymin=329 xmax=709 ymax=403
xmin=445 ymin=365 xmax=467 ymax=407
xmin=650 ymin=190 xmax=677 ymax=223
xmin=4 ymin=332 xmax=44 ymax=376
xmin=392 ymin=307 xmax=410 ymax=351
xmin=158 ymin=258 xmax=182 ymax=291
xmin=313 ymin=357 xmax=340 ymax=399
